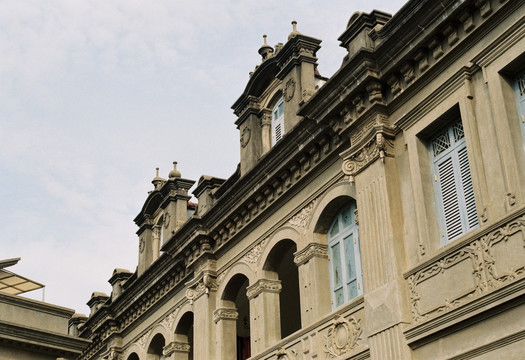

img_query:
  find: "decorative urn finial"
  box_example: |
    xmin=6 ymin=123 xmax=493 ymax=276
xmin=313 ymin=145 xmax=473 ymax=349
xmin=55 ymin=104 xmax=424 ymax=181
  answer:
xmin=258 ymin=34 xmax=274 ymax=61
xmin=168 ymin=161 xmax=182 ymax=180
xmin=288 ymin=20 xmax=301 ymax=40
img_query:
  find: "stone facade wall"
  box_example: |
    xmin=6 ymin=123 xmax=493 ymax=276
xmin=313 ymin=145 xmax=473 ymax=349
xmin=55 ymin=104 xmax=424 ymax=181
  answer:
xmin=78 ymin=1 xmax=525 ymax=360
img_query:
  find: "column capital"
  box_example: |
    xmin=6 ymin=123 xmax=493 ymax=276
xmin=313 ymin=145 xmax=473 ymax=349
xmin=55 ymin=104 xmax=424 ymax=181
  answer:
xmin=294 ymin=243 xmax=328 ymax=266
xmin=163 ymin=341 xmax=190 ymax=356
xmin=213 ymin=308 xmax=238 ymax=323
xmin=246 ymin=279 xmax=282 ymax=300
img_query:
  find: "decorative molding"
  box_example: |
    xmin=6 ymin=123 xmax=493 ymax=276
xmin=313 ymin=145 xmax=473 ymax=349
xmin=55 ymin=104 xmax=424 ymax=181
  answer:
xmin=213 ymin=308 xmax=239 ymax=323
xmin=276 ymin=347 xmax=297 ymax=359
xmin=186 ymin=273 xmax=217 ymax=304
xmin=240 ymin=126 xmax=251 ymax=148
xmin=246 ymin=279 xmax=282 ymax=300
xmin=323 ymin=315 xmax=362 ymax=358
xmin=163 ymin=213 xmax=170 ymax=229
xmin=137 ymin=330 xmax=151 ymax=348
xmin=139 ymin=237 xmax=145 ymax=253
xmin=289 ymin=198 xmax=318 ymax=228
xmin=163 ymin=341 xmax=190 ymax=356
xmin=161 ymin=309 xmax=177 ymax=330
xmin=407 ymin=215 xmax=525 ymax=322
xmin=294 ymin=243 xmax=328 ymax=266
xmin=244 ymin=238 xmax=268 ymax=264
xmin=284 ymin=78 xmax=296 ymax=102
xmin=341 ymin=132 xmax=395 ymax=183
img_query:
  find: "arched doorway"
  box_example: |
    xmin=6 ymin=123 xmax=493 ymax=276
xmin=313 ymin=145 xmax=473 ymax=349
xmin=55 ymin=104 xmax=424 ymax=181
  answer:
xmin=263 ymin=239 xmax=301 ymax=338
xmin=127 ymin=353 xmax=140 ymax=360
xmin=221 ymin=274 xmax=251 ymax=360
xmin=147 ymin=333 xmax=166 ymax=360
xmin=174 ymin=312 xmax=194 ymax=360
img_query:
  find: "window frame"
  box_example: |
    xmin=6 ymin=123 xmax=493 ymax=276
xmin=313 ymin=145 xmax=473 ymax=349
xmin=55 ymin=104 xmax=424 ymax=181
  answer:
xmin=327 ymin=202 xmax=363 ymax=309
xmin=430 ymin=118 xmax=479 ymax=244
xmin=271 ymin=96 xmax=284 ymax=146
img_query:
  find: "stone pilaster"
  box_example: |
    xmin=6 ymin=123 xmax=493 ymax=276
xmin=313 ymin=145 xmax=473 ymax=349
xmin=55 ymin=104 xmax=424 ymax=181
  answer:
xmin=164 ymin=341 xmax=190 ymax=360
xmin=293 ymin=243 xmax=331 ymax=326
xmin=246 ymin=279 xmax=282 ymax=352
xmin=214 ymin=308 xmax=239 ymax=360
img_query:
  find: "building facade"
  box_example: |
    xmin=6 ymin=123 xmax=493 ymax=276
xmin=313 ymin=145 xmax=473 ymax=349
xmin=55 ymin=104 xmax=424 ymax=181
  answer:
xmin=76 ymin=0 xmax=525 ymax=359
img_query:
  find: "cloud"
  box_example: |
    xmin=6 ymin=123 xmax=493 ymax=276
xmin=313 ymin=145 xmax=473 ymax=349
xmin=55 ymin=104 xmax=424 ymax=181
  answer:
xmin=0 ymin=0 xmax=407 ymax=313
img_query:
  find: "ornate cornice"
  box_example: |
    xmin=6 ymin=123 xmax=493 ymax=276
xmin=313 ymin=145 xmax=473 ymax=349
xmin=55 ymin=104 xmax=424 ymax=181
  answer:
xmin=163 ymin=341 xmax=190 ymax=356
xmin=213 ymin=308 xmax=239 ymax=323
xmin=340 ymin=127 xmax=395 ymax=183
xmin=294 ymin=243 xmax=328 ymax=266
xmin=246 ymin=279 xmax=282 ymax=300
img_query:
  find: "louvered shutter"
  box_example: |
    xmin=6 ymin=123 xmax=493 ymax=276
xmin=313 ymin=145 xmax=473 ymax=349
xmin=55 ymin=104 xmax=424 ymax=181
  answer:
xmin=432 ymin=119 xmax=478 ymax=243
xmin=435 ymin=156 xmax=463 ymax=240
xmin=272 ymin=98 xmax=284 ymax=146
xmin=458 ymin=146 xmax=478 ymax=230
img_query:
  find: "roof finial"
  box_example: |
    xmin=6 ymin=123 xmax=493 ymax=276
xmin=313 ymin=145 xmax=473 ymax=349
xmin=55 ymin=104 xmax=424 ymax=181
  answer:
xmin=288 ymin=20 xmax=301 ymax=40
xmin=152 ymin=167 xmax=165 ymax=190
xmin=258 ymin=34 xmax=274 ymax=61
xmin=169 ymin=161 xmax=181 ymax=180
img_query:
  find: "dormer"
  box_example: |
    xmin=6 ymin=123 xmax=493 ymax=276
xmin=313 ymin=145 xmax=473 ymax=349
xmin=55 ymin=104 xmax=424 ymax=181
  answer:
xmin=232 ymin=22 xmax=322 ymax=176
xmin=134 ymin=162 xmax=195 ymax=276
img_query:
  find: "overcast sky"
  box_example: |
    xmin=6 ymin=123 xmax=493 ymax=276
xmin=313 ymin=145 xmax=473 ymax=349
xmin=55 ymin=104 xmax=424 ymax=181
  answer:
xmin=1 ymin=0 xmax=407 ymax=315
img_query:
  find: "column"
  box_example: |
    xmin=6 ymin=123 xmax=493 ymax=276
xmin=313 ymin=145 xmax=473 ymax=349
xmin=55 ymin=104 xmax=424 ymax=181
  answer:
xmin=293 ymin=243 xmax=331 ymax=326
xmin=214 ymin=308 xmax=238 ymax=360
xmin=246 ymin=279 xmax=282 ymax=353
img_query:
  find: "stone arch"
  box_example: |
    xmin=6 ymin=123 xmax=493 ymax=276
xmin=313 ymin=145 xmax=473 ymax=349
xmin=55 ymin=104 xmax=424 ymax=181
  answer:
xmin=260 ymin=234 xmax=302 ymax=339
xmin=217 ymin=271 xmax=252 ymax=360
xmin=258 ymin=226 xmax=301 ymax=274
xmin=146 ymin=332 xmax=166 ymax=360
xmin=123 ymin=345 xmax=142 ymax=360
xmin=216 ymin=262 xmax=255 ymax=303
xmin=126 ymin=352 xmax=140 ymax=360
xmin=173 ymin=310 xmax=194 ymax=360
xmin=309 ymin=181 xmax=357 ymax=242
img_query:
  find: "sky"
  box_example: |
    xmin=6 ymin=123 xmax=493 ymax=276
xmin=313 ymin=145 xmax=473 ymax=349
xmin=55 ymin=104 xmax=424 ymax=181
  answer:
xmin=0 ymin=0 xmax=407 ymax=315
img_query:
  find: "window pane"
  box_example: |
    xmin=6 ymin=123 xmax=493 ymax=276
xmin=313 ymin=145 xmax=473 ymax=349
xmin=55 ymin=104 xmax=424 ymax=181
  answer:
xmin=331 ymin=243 xmax=342 ymax=288
xmin=347 ymin=280 xmax=358 ymax=300
xmin=329 ymin=220 xmax=339 ymax=237
xmin=341 ymin=206 xmax=354 ymax=228
xmin=334 ymin=288 xmax=344 ymax=307
xmin=278 ymin=101 xmax=284 ymax=116
xmin=344 ymin=234 xmax=356 ymax=280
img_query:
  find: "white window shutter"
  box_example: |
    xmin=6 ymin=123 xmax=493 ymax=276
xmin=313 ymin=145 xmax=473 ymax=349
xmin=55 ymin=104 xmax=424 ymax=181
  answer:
xmin=432 ymin=118 xmax=478 ymax=243
xmin=458 ymin=146 xmax=478 ymax=230
xmin=436 ymin=156 xmax=463 ymax=241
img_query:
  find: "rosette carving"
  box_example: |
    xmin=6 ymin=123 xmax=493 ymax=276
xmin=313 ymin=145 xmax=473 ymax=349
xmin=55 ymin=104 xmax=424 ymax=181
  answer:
xmin=323 ymin=315 xmax=362 ymax=358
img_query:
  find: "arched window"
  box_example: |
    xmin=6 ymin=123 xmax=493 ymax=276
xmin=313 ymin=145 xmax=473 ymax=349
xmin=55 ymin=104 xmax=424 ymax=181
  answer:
xmin=271 ymin=97 xmax=284 ymax=145
xmin=327 ymin=201 xmax=363 ymax=308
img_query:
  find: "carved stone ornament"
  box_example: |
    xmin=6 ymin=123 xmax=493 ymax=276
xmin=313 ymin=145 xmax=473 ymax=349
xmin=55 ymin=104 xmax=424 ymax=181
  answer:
xmin=186 ymin=274 xmax=217 ymax=303
xmin=137 ymin=330 xmax=152 ymax=348
xmin=294 ymin=243 xmax=328 ymax=266
xmin=161 ymin=309 xmax=177 ymax=330
xmin=407 ymin=214 xmax=525 ymax=322
xmin=289 ymin=198 xmax=318 ymax=228
xmin=246 ymin=279 xmax=282 ymax=299
xmin=323 ymin=315 xmax=362 ymax=358
xmin=284 ymin=78 xmax=296 ymax=102
xmin=341 ymin=132 xmax=394 ymax=183
xmin=276 ymin=347 xmax=297 ymax=360
xmin=244 ymin=238 xmax=268 ymax=264
xmin=163 ymin=213 xmax=170 ymax=229
xmin=240 ymin=126 xmax=251 ymax=148
xmin=163 ymin=341 xmax=190 ymax=356
xmin=139 ymin=237 xmax=145 ymax=253
xmin=108 ymin=349 xmax=121 ymax=360
xmin=213 ymin=308 xmax=239 ymax=323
